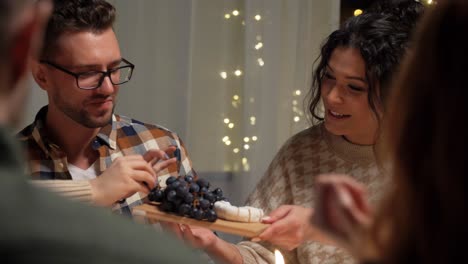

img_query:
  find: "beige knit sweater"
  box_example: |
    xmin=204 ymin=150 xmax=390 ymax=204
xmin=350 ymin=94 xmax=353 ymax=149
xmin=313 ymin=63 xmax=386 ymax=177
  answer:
xmin=29 ymin=180 xmax=93 ymax=203
xmin=236 ymin=123 xmax=384 ymax=264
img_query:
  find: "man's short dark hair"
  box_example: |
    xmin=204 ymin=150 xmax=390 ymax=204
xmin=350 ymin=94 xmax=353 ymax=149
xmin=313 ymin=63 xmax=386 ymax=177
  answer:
xmin=41 ymin=0 xmax=116 ymax=59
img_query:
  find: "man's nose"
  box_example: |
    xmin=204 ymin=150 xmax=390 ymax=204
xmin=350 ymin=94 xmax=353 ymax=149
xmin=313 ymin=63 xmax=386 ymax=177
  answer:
xmin=97 ymin=75 xmax=115 ymax=94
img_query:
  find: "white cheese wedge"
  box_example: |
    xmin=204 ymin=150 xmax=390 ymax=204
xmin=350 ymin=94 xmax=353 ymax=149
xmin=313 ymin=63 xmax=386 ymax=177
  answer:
xmin=214 ymin=201 xmax=264 ymax=223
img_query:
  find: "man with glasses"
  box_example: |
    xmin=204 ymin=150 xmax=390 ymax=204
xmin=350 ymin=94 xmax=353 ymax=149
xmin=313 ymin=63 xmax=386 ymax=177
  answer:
xmin=1 ymin=0 xmax=202 ymax=262
xmin=18 ymin=0 xmax=196 ymax=216
xmin=39 ymin=58 xmax=134 ymax=91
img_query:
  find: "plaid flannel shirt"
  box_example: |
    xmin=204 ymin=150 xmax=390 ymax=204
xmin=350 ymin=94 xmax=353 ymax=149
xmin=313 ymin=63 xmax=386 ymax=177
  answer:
xmin=18 ymin=106 xmax=196 ymax=215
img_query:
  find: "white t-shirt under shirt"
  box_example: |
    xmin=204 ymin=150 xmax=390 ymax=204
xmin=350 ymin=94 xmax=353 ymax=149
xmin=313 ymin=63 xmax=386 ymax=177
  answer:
xmin=68 ymin=162 xmax=99 ymax=181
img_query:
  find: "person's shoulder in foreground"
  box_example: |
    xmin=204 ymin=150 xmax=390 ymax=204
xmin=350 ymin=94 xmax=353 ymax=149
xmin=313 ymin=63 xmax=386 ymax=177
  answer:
xmin=0 ymin=134 xmax=203 ymax=263
xmin=0 ymin=0 xmax=204 ymax=262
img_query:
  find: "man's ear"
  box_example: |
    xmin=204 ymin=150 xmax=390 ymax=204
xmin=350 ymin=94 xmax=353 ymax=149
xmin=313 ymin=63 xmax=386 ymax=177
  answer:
xmin=31 ymin=60 xmax=48 ymax=91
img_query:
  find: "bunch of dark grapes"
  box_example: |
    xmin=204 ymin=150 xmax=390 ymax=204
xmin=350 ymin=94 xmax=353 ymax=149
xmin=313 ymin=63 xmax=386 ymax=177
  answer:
xmin=148 ymin=175 xmax=226 ymax=222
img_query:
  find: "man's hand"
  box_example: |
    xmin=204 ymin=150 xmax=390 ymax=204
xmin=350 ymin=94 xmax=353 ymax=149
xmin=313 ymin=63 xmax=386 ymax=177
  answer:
xmin=254 ymin=205 xmax=319 ymax=251
xmin=90 ymin=149 xmax=176 ymax=207
xmin=144 ymin=147 xmax=178 ymax=176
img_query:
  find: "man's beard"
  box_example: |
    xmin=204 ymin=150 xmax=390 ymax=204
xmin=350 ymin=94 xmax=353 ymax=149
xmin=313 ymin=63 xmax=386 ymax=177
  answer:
xmin=54 ymin=95 xmax=115 ymax=128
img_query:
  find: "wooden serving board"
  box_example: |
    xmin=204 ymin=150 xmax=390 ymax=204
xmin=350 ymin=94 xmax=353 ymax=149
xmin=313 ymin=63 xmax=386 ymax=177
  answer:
xmin=133 ymin=203 xmax=269 ymax=238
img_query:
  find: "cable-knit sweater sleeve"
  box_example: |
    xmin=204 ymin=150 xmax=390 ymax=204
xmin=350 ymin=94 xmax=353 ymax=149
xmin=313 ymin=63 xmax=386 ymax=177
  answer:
xmin=29 ymin=180 xmax=93 ymax=203
xmin=236 ymin=135 xmax=297 ymax=264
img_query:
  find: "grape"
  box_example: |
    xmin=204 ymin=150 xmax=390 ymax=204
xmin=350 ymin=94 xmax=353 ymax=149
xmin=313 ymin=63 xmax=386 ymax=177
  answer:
xmin=166 ymin=176 xmax=177 ymax=186
xmin=184 ymin=175 xmax=194 ymax=183
xmin=189 ymin=183 xmax=200 ymax=193
xmin=166 ymin=190 xmax=177 ymax=202
xmin=178 ymin=203 xmax=191 ymax=216
xmin=148 ymin=189 xmax=164 ymax=202
xmin=176 ymin=185 xmax=189 ymax=198
xmin=213 ymin=188 xmax=223 ymax=197
xmin=170 ymin=180 xmax=181 ymax=190
xmin=204 ymin=209 xmax=217 ymax=222
xmin=160 ymin=202 xmax=174 ymax=212
xmin=200 ymin=187 xmax=208 ymax=194
xmin=191 ymin=208 xmax=204 ymax=220
xmin=199 ymin=198 xmax=210 ymax=210
xmin=154 ymin=176 xmax=224 ymax=222
xmin=204 ymin=192 xmax=216 ymax=203
xmin=184 ymin=192 xmax=194 ymax=204
xmin=172 ymin=198 xmax=183 ymax=208
xmin=197 ymin=178 xmax=210 ymax=189
xmin=178 ymin=178 xmax=186 ymax=184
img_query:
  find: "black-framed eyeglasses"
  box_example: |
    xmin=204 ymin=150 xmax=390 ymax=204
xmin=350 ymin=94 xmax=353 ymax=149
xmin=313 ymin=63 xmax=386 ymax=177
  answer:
xmin=39 ymin=58 xmax=135 ymax=90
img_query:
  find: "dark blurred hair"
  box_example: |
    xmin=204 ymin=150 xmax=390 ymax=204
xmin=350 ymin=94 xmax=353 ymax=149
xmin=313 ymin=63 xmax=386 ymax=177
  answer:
xmin=41 ymin=0 xmax=116 ymax=59
xmin=369 ymin=1 xmax=468 ymax=263
xmin=0 ymin=0 xmax=28 ymax=58
xmin=308 ymin=0 xmax=424 ymax=124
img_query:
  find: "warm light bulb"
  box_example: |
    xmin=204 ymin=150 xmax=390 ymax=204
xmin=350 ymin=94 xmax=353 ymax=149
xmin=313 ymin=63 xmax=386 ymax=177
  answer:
xmin=257 ymin=58 xmax=264 ymax=66
xmin=222 ymin=136 xmax=229 ymax=142
xmin=225 ymin=140 xmax=232 ymax=146
xmin=295 ymin=90 xmax=302 ymax=96
xmin=233 ymin=148 xmax=240 ymax=153
xmin=294 ymin=116 xmax=300 ymax=122
xmin=292 ymin=100 xmax=298 ymax=106
xmin=233 ymin=95 xmax=239 ymax=100
xmin=232 ymin=10 xmax=239 ymax=16
xmin=275 ymin=250 xmax=285 ymax=264
xmin=252 ymin=136 xmax=258 ymax=141
xmin=255 ymin=14 xmax=261 ymax=21
xmin=354 ymin=9 xmax=363 ymax=16
xmin=250 ymin=116 xmax=256 ymax=125
xmin=228 ymin=123 xmax=235 ymax=129
xmin=243 ymin=137 xmax=250 ymax=143
xmin=225 ymin=14 xmax=231 ymax=19
xmin=234 ymin=70 xmax=243 ymax=76
xmin=244 ymin=144 xmax=250 ymax=150
xmin=255 ymin=42 xmax=263 ymax=50
xmin=223 ymin=118 xmax=230 ymax=124
xmin=220 ymin=71 xmax=227 ymax=79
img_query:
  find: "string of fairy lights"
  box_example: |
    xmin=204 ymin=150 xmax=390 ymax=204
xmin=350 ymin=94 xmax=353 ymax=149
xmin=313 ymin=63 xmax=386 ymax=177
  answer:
xmin=220 ymin=8 xmax=253 ymax=172
xmin=219 ymin=8 xmax=307 ymax=172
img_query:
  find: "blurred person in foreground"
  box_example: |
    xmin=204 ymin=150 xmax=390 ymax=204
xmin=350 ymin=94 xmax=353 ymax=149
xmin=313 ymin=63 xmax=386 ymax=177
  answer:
xmin=313 ymin=1 xmax=468 ymax=263
xmin=0 ymin=0 xmax=202 ymax=262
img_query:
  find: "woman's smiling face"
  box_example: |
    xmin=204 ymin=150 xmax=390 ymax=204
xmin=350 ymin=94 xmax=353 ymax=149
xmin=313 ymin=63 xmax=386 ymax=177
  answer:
xmin=321 ymin=46 xmax=380 ymax=145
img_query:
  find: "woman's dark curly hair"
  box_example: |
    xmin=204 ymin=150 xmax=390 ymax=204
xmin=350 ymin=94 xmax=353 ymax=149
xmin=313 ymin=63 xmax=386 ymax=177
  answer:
xmin=308 ymin=0 xmax=424 ymax=123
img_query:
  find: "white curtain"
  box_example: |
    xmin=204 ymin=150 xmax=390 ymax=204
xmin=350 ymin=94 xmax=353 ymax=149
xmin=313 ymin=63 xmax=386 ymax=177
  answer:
xmin=25 ymin=0 xmax=340 ymax=207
